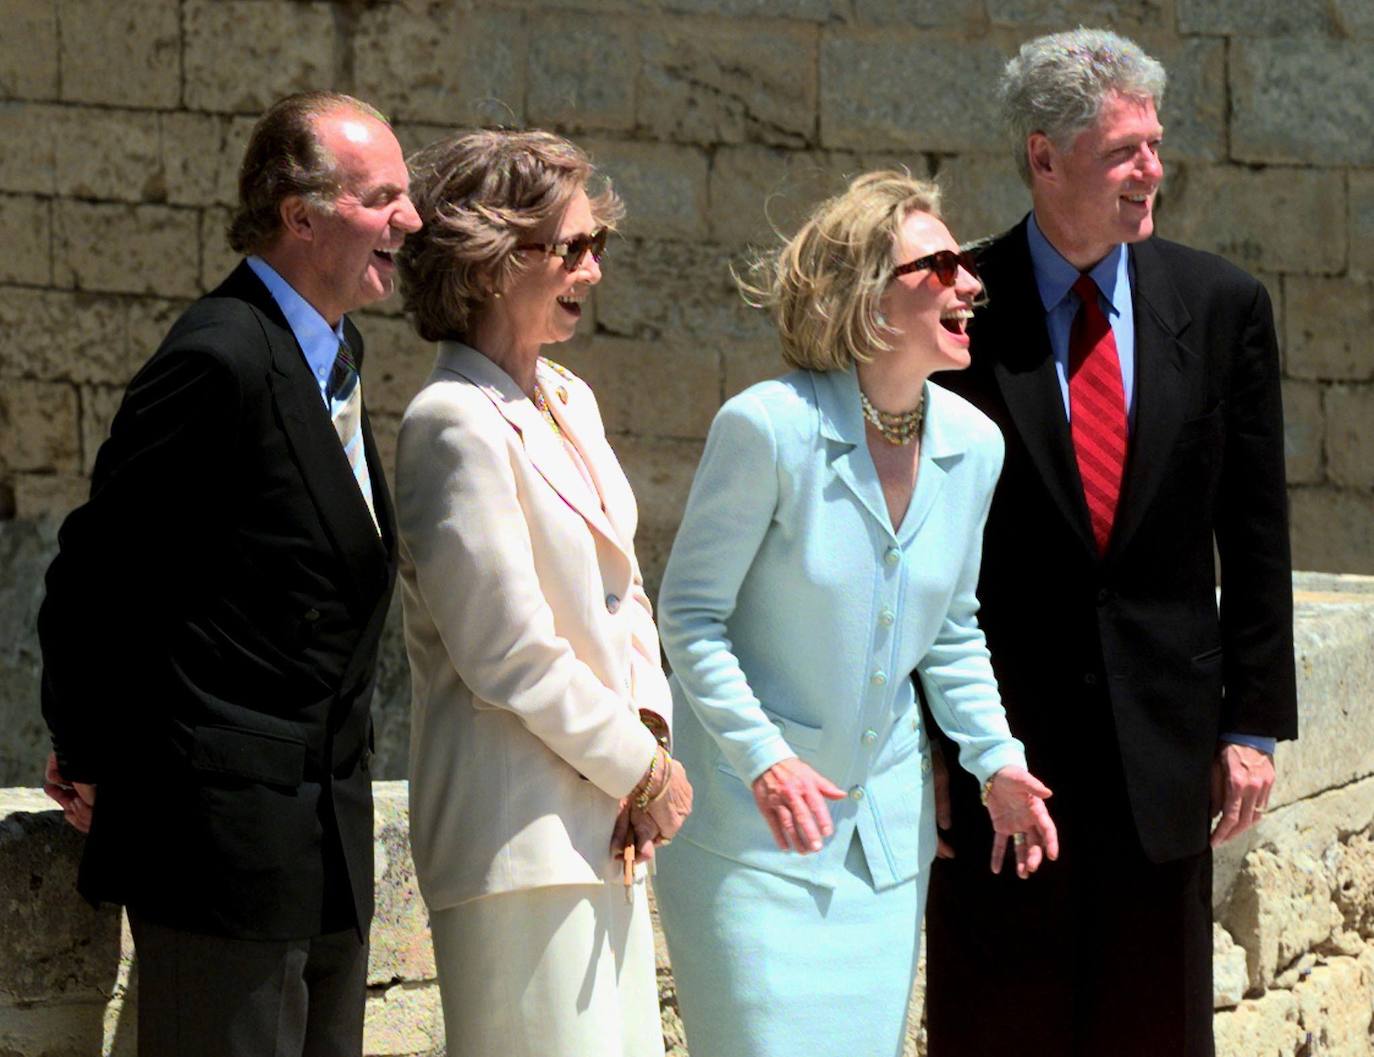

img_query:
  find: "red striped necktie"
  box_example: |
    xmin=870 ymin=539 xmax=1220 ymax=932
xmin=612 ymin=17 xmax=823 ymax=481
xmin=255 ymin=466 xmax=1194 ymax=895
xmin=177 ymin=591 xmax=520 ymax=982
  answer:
xmin=1068 ymin=274 xmax=1127 ymax=555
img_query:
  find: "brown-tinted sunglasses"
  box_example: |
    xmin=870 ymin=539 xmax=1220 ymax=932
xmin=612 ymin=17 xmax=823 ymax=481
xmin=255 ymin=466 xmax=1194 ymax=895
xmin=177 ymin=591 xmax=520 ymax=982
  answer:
xmin=892 ymin=249 xmax=980 ymax=286
xmin=517 ymin=228 xmax=609 ymax=272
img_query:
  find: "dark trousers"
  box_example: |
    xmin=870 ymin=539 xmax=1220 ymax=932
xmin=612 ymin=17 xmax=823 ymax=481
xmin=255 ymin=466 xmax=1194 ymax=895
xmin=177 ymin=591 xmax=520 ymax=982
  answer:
xmin=128 ymin=911 xmax=368 ymax=1057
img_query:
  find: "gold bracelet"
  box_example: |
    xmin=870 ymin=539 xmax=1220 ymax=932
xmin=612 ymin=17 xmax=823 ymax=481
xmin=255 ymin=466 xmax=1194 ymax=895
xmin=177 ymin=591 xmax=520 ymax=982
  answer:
xmin=634 ymin=748 xmax=661 ymax=811
xmin=647 ymin=755 xmax=675 ymax=806
xmin=979 ymin=775 xmax=995 ymax=806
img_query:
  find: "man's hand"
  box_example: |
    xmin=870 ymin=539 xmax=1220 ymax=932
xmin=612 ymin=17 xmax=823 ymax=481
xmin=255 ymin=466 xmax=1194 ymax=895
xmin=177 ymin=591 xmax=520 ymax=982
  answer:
xmin=43 ymin=752 xmax=96 ymax=834
xmin=1210 ymin=743 xmax=1274 ymax=847
xmin=931 ymin=745 xmax=955 ymax=859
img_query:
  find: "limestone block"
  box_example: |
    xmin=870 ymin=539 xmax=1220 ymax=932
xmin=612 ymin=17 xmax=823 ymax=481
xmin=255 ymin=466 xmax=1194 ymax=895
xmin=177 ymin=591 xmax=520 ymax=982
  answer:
xmin=125 ymin=297 xmax=189 ymax=371
xmin=1214 ymin=924 xmax=1249 ymax=1009
xmin=1221 ymin=846 xmax=1341 ymax=991
xmin=0 ymin=999 xmax=109 ymax=1057
xmin=527 ymin=18 xmax=637 ymax=133
xmin=1179 ymin=0 xmax=1338 ymax=36
xmin=57 ymin=0 xmax=179 ymax=108
xmin=1290 ymin=489 xmax=1374 ymax=574
xmin=0 ymin=796 xmax=122 ymax=1002
xmin=936 ymin=153 xmax=1028 ymax=245
xmin=12 ymin=473 xmax=86 ymax=520
xmin=0 ymin=288 xmax=132 ymax=386
xmin=0 ymin=520 xmax=59 ymax=788
xmin=1213 ymin=987 xmax=1302 ymax=1057
xmin=0 ymin=379 xmax=79 ymax=472
xmin=586 ymin=139 xmax=708 ymax=243
xmin=1333 ymin=0 xmax=1374 ymax=34
xmin=358 ymin=313 xmax=434 ymax=419
xmin=612 ymin=434 xmax=705 ymax=590
xmin=639 ymin=21 xmax=816 ymax=148
xmin=821 ymin=33 xmax=1004 ymax=152
xmin=1231 ymin=40 xmax=1374 ymax=167
xmin=391 ymin=122 xmax=455 ymax=163
xmin=1333 ymin=832 xmax=1374 ymax=938
xmin=161 ymin=112 xmax=252 ymax=208
xmin=183 ymin=0 xmax=337 ymax=115
xmin=54 ymin=201 xmax=200 ymax=298
xmin=52 ymin=107 xmax=163 ymax=202
xmin=658 ymin=0 xmax=836 ymax=15
xmin=363 ymin=982 xmax=443 ymax=1056
xmin=0 ymin=102 xmax=57 ymax=194
xmin=1157 ymin=165 xmax=1344 ymax=277
xmin=368 ymin=414 xmax=400 ymax=500
xmin=0 ymin=193 xmax=51 ymax=285
xmin=553 ymin=334 xmax=720 ymax=440
xmin=0 ymin=0 xmax=59 ymax=100
xmin=1149 ymin=34 xmax=1226 ymax=163
xmin=852 ymin=0 xmax=983 ymax=25
xmin=594 ymin=238 xmax=772 ymax=348
xmin=354 ymin=6 xmax=525 ymax=127
xmin=1285 ymin=277 xmax=1374 ymax=382
xmin=659 ymin=967 xmax=687 ymax=1056
xmin=1292 ymin=952 xmax=1374 ymax=1055
xmin=368 ymin=594 xmax=411 ymax=784
xmin=369 ymin=783 xmax=435 ymax=986
xmin=200 ymin=207 xmax=240 ymax=294
xmin=1280 ymin=380 xmax=1323 ymax=486
xmin=1325 ymin=385 xmax=1374 ymax=488
xmin=1352 ymin=172 xmax=1374 ymax=279
xmin=724 ymin=338 xmax=787 ymax=401
xmin=79 ymin=384 xmax=122 ymax=475
xmin=986 ymin=0 xmax=1165 ymax=26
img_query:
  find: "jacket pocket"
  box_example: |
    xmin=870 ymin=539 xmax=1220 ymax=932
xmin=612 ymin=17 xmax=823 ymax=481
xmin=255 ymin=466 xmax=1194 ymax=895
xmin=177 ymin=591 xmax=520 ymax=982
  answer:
xmin=191 ymin=724 xmax=307 ymax=789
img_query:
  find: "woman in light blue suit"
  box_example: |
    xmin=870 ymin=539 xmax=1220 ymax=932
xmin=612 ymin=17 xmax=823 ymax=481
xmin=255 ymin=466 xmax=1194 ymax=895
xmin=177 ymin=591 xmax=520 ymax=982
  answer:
xmin=653 ymin=172 xmax=1059 ymax=1057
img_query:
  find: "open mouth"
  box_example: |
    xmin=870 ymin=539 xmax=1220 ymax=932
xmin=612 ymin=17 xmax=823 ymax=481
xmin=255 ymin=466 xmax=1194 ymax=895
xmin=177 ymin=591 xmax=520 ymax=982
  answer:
xmin=1122 ymin=192 xmax=1153 ymax=209
xmin=940 ymin=309 xmax=973 ymax=336
xmin=557 ymin=295 xmax=582 ymax=319
xmin=372 ymin=249 xmax=396 ymax=267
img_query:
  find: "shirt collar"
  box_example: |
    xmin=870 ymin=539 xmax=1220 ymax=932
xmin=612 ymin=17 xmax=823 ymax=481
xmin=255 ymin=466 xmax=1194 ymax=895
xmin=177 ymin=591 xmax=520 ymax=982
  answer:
xmin=246 ymin=256 xmax=348 ymax=389
xmin=1026 ymin=211 xmax=1129 ymax=318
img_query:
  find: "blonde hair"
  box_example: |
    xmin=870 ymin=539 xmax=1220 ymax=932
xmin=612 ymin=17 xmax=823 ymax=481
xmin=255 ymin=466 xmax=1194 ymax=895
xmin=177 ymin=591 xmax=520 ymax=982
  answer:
xmin=398 ymin=129 xmax=624 ymax=343
xmin=739 ymin=170 xmax=942 ymax=373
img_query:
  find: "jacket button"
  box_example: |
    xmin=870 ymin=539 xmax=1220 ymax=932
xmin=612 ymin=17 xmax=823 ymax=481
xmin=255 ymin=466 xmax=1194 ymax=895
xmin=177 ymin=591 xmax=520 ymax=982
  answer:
xmin=878 ymin=608 xmax=895 ymax=627
xmin=1083 ymin=672 xmax=1099 ymax=687
xmin=921 ymin=756 xmax=931 ymax=774
xmin=871 ymin=671 xmax=887 ymax=687
xmin=605 ymin=594 xmax=621 ymax=614
xmin=303 ymin=608 xmax=320 ymax=622
xmin=849 ymin=786 xmax=865 ymax=801
xmin=884 ymin=546 xmax=901 ymax=566
xmin=862 ymin=729 xmax=878 ymax=745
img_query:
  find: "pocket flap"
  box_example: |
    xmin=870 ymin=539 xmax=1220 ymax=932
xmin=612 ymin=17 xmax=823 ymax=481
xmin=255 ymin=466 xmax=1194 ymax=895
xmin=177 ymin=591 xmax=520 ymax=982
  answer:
xmin=763 ymin=710 xmax=824 ymax=752
xmin=191 ymin=725 xmax=307 ymax=788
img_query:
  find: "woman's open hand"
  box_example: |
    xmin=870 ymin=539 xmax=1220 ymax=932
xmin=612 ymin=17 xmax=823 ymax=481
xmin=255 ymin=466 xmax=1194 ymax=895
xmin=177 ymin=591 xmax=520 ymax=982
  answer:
xmin=751 ymin=757 xmax=846 ymax=854
xmin=984 ymin=766 xmax=1058 ymax=878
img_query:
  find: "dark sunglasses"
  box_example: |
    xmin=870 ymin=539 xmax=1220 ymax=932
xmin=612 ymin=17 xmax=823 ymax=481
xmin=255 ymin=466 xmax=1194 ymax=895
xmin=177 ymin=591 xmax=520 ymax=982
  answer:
xmin=517 ymin=228 xmax=609 ymax=272
xmin=892 ymin=249 xmax=979 ymax=286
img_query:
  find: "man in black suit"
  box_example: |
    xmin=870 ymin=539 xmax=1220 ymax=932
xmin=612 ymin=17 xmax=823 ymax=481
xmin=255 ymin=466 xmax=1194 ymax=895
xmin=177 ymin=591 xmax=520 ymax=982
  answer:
xmin=925 ymin=29 xmax=1297 ymax=1057
xmin=38 ymin=91 xmax=420 ymax=1055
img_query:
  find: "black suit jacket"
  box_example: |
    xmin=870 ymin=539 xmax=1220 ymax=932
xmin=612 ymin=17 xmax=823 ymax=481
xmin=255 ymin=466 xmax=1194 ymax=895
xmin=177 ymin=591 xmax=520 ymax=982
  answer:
xmin=933 ymin=218 xmax=1297 ymax=863
xmin=38 ymin=262 xmax=397 ymax=939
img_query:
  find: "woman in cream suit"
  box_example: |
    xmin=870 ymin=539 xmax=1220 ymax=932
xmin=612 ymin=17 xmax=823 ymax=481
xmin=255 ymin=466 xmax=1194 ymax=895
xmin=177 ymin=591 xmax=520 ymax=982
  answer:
xmin=393 ymin=130 xmax=691 ymax=1057
xmin=653 ymin=172 xmax=1057 ymax=1057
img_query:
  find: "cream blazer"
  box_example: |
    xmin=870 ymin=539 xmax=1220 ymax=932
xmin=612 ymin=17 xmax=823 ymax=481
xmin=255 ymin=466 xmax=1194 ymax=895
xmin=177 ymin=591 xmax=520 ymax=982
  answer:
xmin=396 ymin=342 xmax=670 ymax=911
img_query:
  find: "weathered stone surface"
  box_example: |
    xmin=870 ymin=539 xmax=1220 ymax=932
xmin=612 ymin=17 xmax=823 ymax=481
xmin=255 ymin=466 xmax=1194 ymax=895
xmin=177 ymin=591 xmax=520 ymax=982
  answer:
xmin=639 ymin=21 xmax=816 ymax=148
xmin=12 ymin=473 xmax=85 ymax=520
xmin=1157 ymin=165 xmax=1344 ymax=276
xmin=852 ymin=0 xmax=982 ymax=24
xmin=1149 ymin=33 xmax=1227 ymax=163
xmin=0 ymin=288 xmax=133 ymax=385
xmin=0 ymin=1000 xmax=109 ymax=1057
xmin=1333 ymin=832 xmax=1374 ymax=939
xmin=52 ymin=107 xmax=162 ymax=202
xmin=183 ymin=1 xmax=337 ymax=115
xmin=936 ymin=153 xmax=1027 ymax=244
xmin=160 ymin=112 xmax=252 ymax=208
xmin=723 ymin=338 xmax=787 ymax=401
xmin=1214 ymin=924 xmax=1249 ymax=1009
xmin=358 ymin=313 xmax=434 ymax=419
xmin=1292 ymin=950 xmax=1374 ymax=1055
xmin=363 ymin=982 xmax=443 ymax=1056
xmin=355 ymin=6 xmax=525 ymax=127
xmin=125 ymin=297 xmax=188 ymax=369
xmin=1231 ymin=40 xmax=1374 ymax=167
xmin=199 ymin=207 xmax=240 ymax=295
xmin=369 ymin=783 xmax=435 ymax=986
xmin=0 ymin=194 xmax=51 ymax=286
xmin=1281 ymin=379 xmax=1323 ymax=486
xmin=660 ymin=0 xmax=836 ymax=16
xmin=1285 ymin=277 xmax=1374 ymax=382
xmin=0 ymin=102 xmax=56 ymax=194
xmin=1179 ymin=0 xmax=1340 ymax=36
xmin=0 ymin=0 xmax=58 ymax=100
xmin=587 ymin=139 xmax=708 ymax=243
xmin=613 ymin=434 xmax=705 ymax=592
xmin=987 ymin=0 xmax=1165 ymax=25
xmin=1324 ymin=385 xmax=1374 ymax=489
xmin=527 ymin=18 xmax=637 ymax=133
xmin=0 ymin=520 xmax=57 ymax=788
xmin=1213 ymin=987 xmax=1302 ymax=1057
xmin=821 ymin=33 xmax=1004 ymax=152
xmin=57 ymin=0 xmax=178 ymax=108
xmin=79 ymin=385 xmax=122 ymax=475
xmin=1352 ymin=172 xmax=1374 ymax=279
xmin=554 ymin=335 xmax=720 ymax=440
xmin=0 ymin=379 xmax=79 ymax=472
xmin=54 ymin=202 xmax=199 ymax=299
xmin=1291 ymin=489 xmax=1374 ymax=575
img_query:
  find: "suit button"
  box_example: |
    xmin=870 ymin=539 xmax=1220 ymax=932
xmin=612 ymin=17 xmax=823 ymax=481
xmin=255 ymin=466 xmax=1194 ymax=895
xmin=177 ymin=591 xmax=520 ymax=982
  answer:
xmin=304 ymin=608 xmax=321 ymax=622
xmin=849 ymin=786 xmax=865 ymax=801
xmin=878 ymin=608 xmax=895 ymax=627
xmin=884 ymin=546 xmax=901 ymax=566
xmin=871 ymin=671 xmax=887 ymax=687
xmin=862 ymin=729 xmax=878 ymax=746
xmin=605 ymin=594 xmax=621 ymax=614
xmin=921 ymin=756 xmax=932 ymax=774
xmin=1083 ymin=672 xmax=1099 ymax=687
xmin=1096 ymin=588 xmax=1111 ymax=605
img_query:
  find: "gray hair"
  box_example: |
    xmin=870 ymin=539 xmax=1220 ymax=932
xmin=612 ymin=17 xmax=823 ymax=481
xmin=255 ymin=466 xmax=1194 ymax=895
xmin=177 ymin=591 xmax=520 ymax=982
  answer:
xmin=1001 ymin=27 xmax=1166 ymax=186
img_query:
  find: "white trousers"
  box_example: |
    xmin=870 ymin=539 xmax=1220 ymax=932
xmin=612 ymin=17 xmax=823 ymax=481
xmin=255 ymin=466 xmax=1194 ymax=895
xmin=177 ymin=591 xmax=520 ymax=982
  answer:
xmin=429 ymin=879 xmax=665 ymax=1057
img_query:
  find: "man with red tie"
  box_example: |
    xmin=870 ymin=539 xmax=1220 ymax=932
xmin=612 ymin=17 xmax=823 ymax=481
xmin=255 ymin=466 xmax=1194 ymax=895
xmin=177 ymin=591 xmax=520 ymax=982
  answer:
xmin=925 ymin=28 xmax=1297 ymax=1057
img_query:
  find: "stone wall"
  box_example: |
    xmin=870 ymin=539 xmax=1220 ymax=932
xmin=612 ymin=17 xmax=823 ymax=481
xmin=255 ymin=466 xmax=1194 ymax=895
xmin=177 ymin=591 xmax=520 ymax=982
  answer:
xmin=1 ymin=0 xmax=1372 ymax=577
xmin=2 ymin=571 xmax=1373 ymax=1057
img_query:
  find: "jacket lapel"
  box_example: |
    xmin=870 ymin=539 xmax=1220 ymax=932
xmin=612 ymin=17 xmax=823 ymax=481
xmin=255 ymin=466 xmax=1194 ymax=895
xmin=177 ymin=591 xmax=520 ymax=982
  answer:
xmin=813 ymin=369 xmax=897 ymax=539
xmin=978 ymin=222 xmax=1098 ymax=558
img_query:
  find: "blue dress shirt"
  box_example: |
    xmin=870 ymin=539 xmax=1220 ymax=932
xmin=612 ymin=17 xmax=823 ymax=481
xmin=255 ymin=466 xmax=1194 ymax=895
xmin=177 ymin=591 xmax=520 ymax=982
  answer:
xmin=246 ymin=256 xmax=347 ymax=408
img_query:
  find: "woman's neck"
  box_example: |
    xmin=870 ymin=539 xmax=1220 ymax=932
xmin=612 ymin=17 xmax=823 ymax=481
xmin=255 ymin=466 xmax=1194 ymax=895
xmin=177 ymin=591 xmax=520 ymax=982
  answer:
xmin=855 ymin=356 xmax=928 ymax=414
xmin=468 ymin=313 xmax=541 ymax=396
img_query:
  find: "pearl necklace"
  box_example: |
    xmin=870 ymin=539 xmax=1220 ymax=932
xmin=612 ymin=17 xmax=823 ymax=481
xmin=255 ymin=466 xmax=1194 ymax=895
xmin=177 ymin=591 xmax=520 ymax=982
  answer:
xmin=859 ymin=389 xmax=924 ymax=446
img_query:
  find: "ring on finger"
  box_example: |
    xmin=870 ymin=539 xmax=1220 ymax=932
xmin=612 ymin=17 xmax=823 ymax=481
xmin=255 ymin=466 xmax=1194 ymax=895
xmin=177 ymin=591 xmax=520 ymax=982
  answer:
xmin=1012 ymin=833 xmax=1026 ymax=847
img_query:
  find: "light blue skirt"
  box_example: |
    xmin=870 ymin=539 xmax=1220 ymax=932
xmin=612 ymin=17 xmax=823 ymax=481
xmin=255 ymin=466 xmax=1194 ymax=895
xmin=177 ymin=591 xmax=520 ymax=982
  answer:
xmin=654 ymin=833 xmax=927 ymax=1057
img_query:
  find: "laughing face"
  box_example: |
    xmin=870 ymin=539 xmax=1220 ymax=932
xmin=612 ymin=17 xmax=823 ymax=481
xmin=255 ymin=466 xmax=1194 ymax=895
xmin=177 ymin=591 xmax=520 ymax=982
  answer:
xmin=1033 ymin=92 xmax=1164 ymax=268
xmin=877 ymin=209 xmax=983 ymax=374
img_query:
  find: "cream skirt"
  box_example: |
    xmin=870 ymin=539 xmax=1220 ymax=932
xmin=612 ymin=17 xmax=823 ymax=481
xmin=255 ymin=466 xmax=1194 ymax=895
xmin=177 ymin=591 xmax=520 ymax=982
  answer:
xmin=429 ymin=878 xmax=665 ymax=1057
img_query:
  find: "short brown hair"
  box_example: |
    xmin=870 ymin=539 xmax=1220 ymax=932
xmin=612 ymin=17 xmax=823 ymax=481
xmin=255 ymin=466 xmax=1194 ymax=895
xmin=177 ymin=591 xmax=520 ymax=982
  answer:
xmin=739 ymin=170 xmax=942 ymax=373
xmin=227 ymin=91 xmax=388 ymax=255
xmin=398 ymin=129 xmax=623 ymax=343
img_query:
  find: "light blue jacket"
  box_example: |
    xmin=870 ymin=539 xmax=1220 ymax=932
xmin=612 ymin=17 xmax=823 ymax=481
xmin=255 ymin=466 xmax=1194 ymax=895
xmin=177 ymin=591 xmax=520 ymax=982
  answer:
xmin=658 ymin=367 xmax=1027 ymax=890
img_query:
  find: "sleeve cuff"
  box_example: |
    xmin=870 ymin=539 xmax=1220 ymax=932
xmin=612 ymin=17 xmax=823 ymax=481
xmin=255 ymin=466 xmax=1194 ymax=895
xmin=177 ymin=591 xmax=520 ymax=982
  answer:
xmin=1220 ymin=733 xmax=1276 ymax=756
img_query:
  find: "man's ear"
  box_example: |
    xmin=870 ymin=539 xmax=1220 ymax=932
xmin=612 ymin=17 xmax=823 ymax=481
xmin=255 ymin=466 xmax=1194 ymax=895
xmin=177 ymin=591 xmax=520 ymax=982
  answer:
xmin=278 ymin=195 xmax=315 ymax=242
xmin=1027 ymin=133 xmax=1056 ymax=181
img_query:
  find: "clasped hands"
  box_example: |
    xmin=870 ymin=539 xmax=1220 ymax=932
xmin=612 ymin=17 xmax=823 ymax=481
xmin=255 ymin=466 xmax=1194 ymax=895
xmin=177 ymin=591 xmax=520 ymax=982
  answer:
xmin=610 ymin=748 xmax=694 ymax=865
